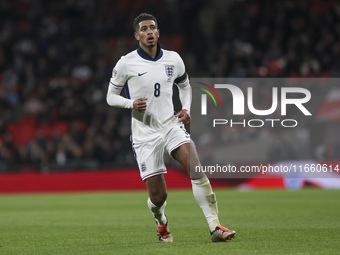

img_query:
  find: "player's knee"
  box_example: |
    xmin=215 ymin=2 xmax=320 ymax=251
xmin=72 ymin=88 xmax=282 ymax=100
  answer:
xmin=150 ymin=191 xmax=167 ymax=207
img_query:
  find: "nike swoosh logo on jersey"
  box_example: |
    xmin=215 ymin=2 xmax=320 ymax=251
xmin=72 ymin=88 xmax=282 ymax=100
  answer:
xmin=138 ymin=72 xmax=147 ymax=76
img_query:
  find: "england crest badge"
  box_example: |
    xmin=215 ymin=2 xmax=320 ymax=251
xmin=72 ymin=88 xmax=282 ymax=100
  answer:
xmin=165 ymin=65 xmax=174 ymax=82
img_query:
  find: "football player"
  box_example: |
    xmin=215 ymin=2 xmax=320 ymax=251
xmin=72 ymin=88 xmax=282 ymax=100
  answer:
xmin=106 ymin=13 xmax=235 ymax=243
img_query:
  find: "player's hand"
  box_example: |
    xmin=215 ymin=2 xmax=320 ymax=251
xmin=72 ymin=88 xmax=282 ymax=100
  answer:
xmin=175 ymin=109 xmax=191 ymax=124
xmin=133 ymin=97 xmax=148 ymax=113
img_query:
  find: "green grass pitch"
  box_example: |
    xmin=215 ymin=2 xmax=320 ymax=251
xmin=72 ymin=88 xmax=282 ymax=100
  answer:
xmin=0 ymin=188 xmax=339 ymax=255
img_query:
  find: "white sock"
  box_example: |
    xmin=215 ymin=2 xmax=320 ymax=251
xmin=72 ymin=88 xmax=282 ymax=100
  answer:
xmin=147 ymin=197 xmax=167 ymax=225
xmin=191 ymin=176 xmax=220 ymax=232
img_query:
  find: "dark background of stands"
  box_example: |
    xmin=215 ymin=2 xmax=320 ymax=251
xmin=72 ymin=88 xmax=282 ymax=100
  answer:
xmin=1 ymin=0 xmax=340 ymax=172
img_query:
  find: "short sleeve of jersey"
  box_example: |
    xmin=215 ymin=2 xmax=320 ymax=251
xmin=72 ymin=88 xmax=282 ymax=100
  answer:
xmin=110 ymin=57 xmax=128 ymax=87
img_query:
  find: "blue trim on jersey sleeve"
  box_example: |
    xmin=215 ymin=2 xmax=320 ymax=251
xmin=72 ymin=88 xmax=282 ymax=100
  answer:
xmin=137 ymin=44 xmax=163 ymax=61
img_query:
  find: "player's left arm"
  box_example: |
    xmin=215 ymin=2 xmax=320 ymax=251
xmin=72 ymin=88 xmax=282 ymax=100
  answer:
xmin=174 ymin=53 xmax=192 ymax=124
xmin=174 ymin=72 xmax=192 ymax=124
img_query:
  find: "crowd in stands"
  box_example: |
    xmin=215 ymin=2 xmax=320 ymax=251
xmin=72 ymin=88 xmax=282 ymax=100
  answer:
xmin=1 ymin=0 xmax=340 ymax=172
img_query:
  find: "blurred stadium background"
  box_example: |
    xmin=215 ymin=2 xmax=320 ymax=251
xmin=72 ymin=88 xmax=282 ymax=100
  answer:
xmin=1 ymin=0 xmax=340 ymax=192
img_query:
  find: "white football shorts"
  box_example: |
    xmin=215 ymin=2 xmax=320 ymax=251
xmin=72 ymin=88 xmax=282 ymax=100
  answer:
xmin=132 ymin=124 xmax=191 ymax=180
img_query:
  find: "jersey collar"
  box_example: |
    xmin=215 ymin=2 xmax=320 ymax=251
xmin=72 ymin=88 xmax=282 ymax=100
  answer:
xmin=137 ymin=44 xmax=163 ymax=61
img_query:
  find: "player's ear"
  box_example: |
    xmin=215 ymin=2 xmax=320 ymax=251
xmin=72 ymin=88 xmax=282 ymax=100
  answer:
xmin=134 ymin=32 xmax=140 ymax=41
xmin=157 ymin=29 xmax=160 ymax=38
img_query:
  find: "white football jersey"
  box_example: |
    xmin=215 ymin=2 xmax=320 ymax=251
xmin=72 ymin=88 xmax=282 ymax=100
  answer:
xmin=109 ymin=45 xmax=189 ymax=144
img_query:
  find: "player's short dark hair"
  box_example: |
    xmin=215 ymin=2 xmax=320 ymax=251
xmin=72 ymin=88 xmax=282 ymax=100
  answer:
xmin=133 ymin=13 xmax=158 ymax=32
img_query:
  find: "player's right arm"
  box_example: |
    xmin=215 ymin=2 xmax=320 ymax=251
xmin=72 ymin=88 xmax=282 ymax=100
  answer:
xmin=106 ymin=57 xmax=135 ymax=109
xmin=106 ymin=57 xmax=147 ymax=113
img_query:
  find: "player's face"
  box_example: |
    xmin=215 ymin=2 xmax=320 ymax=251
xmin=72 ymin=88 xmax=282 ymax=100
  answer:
xmin=134 ymin=20 xmax=159 ymax=49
